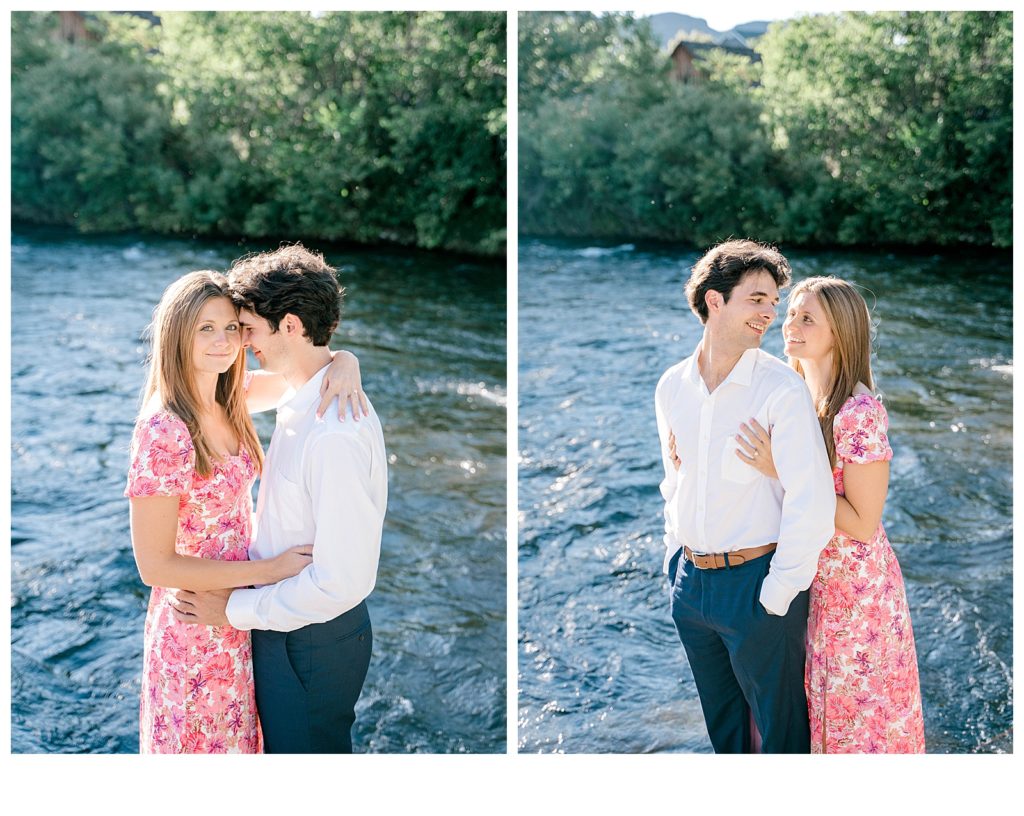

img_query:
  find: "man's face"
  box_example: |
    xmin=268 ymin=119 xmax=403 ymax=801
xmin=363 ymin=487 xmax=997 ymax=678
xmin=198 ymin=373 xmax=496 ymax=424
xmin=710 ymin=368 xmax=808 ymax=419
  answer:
xmin=238 ymin=308 xmax=287 ymax=373
xmin=711 ymin=270 xmax=780 ymax=351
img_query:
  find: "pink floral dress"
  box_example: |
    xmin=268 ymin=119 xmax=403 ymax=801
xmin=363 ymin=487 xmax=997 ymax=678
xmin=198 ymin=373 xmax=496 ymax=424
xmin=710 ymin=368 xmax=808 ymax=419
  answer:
xmin=805 ymin=394 xmax=926 ymax=753
xmin=125 ymin=409 xmax=262 ymax=753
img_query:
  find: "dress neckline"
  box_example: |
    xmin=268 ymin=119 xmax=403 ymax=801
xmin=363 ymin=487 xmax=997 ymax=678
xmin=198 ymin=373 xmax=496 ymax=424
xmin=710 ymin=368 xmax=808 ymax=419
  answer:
xmin=212 ymin=447 xmax=251 ymax=468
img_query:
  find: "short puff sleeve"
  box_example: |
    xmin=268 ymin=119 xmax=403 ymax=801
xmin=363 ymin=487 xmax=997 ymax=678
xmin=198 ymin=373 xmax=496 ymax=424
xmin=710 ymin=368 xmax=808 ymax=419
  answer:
xmin=124 ymin=411 xmax=195 ymax=498
xmin=833 ymin=394 xmax=893 ymax=465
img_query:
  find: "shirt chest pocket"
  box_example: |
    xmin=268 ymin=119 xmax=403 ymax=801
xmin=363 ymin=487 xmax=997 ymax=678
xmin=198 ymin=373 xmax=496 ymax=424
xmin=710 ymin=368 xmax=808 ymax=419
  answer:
xmin=720 ymin=434 xmax=758 ymax=484
xmin=271 ymin=473 xmax=307 ymax=532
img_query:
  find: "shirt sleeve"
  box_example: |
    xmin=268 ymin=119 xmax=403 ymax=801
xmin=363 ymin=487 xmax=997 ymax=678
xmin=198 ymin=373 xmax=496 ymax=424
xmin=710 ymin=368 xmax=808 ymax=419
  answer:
xmin=654 ymin=371 xmax=681 ymax=572
xmin=124 ymin=412 xmax=194 ymax=498
xmin=226 ymin=429 xmax=383 ymax=632
xmin=759 ymin=383 xmax=837 ymax=615
xmin=834 ymin=395 xmax=893 ymax=464
xmin=655 ymin=372 xmax=679 ymax=499
xmin=654 ymin=372 xmax=677 ymax=502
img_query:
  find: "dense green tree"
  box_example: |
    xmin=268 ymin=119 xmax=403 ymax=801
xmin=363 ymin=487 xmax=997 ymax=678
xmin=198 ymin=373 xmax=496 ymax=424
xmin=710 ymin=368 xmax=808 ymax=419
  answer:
xmin=520 ymin=82 xmax=793 ymax=244
xmin=518 ymin=10 xmax=1011 ymax=249
xmin=518 ymin=11 xmax=665 ymax=113
xmin=519 ymin=91 xmax=634 ymax=237
xmin=519 ymin=13 xmax=672 ymax=236
xmin=11 ymin=11 xmax=506 ymax=255
xmin=156 ymin=11 xmax=505 ymax=253
xmin=614 ymin=85 xmax=792 ymax=246
xmin=11 ymin=12 xmax=181 ymax=232
xmin=758 ymin=11 xmax=1012 ymax=247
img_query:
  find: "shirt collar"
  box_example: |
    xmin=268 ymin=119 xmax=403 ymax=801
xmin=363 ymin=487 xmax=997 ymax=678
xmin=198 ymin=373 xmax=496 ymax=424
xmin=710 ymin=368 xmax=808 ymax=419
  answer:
xmin=681 ymin=342 xmax=704 ymax=387
xmin=684 ymin=340 xmax=760 ymax=389
xmin=728 ymin=347 xmax=759 ymax=387
xmin=279 ymin=363 xmax=332 ymax=413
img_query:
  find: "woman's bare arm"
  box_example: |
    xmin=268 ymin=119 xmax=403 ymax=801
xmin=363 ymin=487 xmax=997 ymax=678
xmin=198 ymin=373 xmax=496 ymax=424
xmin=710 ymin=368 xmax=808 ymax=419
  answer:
xmin=834 ymin=460 xmax=889 ymax=541
xmin=243 ymin=369 xmax=291 ymax=414
xmin=129 ymin=496 xmax=311 ymax=590
xmin=244 ymin=349 xmax=366 ymax=418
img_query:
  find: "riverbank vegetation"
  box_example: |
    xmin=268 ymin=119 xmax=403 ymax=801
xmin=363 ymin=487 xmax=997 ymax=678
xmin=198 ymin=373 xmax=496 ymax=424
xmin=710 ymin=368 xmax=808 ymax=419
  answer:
xmin=519 ymin=11 xmax=1010 ymax=249
xmin=12 ymin=11 xmax=506 ymax=256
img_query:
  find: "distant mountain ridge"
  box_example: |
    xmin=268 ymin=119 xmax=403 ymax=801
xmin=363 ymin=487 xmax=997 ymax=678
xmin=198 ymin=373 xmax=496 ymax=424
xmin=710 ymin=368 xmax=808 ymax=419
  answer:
xmin=645 ymin=12 xmax=771 ymax=49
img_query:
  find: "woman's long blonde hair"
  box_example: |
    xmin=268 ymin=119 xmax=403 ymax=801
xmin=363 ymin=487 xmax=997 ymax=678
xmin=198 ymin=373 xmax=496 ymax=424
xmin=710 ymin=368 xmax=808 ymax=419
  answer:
xmin=789 ymin=276 xmax=875 ymax=466
xmin=142 ymin=270 xmax=263 ymax=477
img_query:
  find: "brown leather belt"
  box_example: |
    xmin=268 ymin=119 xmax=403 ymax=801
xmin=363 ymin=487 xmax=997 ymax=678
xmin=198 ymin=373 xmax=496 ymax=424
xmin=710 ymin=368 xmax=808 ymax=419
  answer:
xmin=683 ymin=543 xmax=777 ymax=570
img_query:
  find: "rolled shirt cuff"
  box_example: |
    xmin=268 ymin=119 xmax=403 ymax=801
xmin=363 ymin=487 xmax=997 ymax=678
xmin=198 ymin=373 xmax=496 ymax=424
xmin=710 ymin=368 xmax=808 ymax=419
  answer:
xmin=758 ymin=572 xmax=798 ymax=616
xmin=225 ymin=587 xmax=259 ymax=631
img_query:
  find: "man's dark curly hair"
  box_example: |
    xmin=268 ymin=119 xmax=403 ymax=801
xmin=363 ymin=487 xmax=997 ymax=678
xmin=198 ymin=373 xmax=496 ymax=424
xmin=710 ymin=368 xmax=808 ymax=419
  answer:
xmin=685 ymin=239 xmax=792 ymax=324
xmin=227 ymin=244 xmax=343 ymax=346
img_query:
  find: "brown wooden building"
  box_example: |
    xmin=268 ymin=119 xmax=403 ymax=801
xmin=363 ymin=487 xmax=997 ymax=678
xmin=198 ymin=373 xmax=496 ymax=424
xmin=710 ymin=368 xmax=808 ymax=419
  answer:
xmin=52 ymin=11 xmax=160 ymax=44
xmin=669 ymin=39 xmax=761 ymax=83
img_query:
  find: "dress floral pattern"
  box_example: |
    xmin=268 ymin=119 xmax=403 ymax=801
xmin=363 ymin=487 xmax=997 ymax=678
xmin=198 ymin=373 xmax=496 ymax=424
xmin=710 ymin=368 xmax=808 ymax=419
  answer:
xmin=125 ymin=409 xmax=261 ymax=753
xmin=805 ymin=394 xmax=926 ymax=753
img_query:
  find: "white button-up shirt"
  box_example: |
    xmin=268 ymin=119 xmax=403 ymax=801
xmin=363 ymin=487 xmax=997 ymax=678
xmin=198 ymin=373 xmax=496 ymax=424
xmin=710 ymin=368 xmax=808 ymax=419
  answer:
xmin=655 ymin=343 xmax=835 ymax=615
xmin=227 ymin=364 xmax=388 ymax=632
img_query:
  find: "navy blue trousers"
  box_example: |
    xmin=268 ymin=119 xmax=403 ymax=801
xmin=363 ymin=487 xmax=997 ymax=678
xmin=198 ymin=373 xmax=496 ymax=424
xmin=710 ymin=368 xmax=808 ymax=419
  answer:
xmin=669 ymin=549 xmax=810 ymax=754
xmin=252 ymin=601 xmax=372 ymax=754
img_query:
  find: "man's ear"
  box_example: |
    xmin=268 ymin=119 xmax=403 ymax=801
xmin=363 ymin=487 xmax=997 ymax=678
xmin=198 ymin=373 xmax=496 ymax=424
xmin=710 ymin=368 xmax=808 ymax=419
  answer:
xmin=280 ymin=313 xmax=304 ymax=337
xmin=704 ymin=289 xmax=721 ymax=316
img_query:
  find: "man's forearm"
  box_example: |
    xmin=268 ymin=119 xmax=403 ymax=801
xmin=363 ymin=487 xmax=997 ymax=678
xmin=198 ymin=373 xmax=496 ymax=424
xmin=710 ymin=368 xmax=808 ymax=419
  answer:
xmin=760 ymin=385 xmax=837 ymax=614
xmin=226 ymin=558 xmax=377 ymax=632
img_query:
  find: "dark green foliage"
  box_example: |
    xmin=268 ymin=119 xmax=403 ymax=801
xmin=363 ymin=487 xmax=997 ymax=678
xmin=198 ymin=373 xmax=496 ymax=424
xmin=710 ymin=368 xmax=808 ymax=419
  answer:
xmin=519 ymin=10 xmax=1011 ymax=248
xmin=12 ymin=13 xmax=181 ymax=233
xmin=518 ymin=11 xmax=666 ymax=114
xmin=760 ymin=11 xmax=1011 ymax=248
xmin=11 ymin=11 xmax=506 ymax=255
xmin=518 ymin=12 xmax=673 ymax=237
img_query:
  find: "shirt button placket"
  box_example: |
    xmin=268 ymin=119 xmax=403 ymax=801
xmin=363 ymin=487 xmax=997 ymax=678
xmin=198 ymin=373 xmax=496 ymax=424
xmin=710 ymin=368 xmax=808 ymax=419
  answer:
xmin=696 ymin=395 xmax=714 ymax=551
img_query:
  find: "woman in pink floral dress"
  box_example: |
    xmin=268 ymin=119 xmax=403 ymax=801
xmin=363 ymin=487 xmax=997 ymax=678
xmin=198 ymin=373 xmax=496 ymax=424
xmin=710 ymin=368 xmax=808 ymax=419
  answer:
xmin=735 ymin=276 xmax=925 ymax=753
xmin=126 ymin=270 xmax=363 ymax=753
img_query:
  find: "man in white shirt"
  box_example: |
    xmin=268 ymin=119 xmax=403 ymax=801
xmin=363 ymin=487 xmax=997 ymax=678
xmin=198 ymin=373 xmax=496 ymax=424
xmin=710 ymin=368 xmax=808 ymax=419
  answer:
xmin=655 ymin=239 xmax=835 ymax=753
xmin=173 ymin=245 xmax=387 ymax=753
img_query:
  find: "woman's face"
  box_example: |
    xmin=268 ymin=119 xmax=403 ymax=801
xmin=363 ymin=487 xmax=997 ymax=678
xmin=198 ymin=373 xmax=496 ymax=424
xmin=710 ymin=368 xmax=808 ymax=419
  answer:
xmin=783 ymin=291 xmax=834 ymax=362
xmin=192 ymin=296 xmax=241 ymax=376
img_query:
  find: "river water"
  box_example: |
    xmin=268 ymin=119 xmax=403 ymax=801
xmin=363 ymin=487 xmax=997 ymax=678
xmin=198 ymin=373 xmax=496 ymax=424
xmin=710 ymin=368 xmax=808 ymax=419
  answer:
xmin=10 ymin=227 xmax=506 ymax=753
xmin=518 ymin=238 xmax=1012 ymax=753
